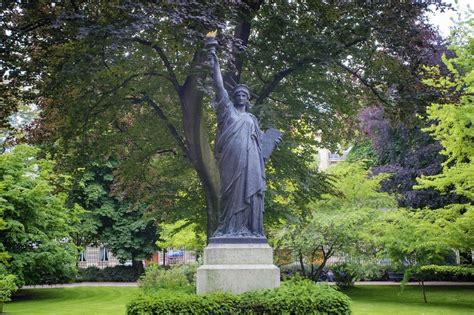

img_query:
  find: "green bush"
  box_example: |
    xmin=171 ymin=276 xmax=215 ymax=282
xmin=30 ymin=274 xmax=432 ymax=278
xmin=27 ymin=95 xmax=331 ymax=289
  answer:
xmin=78 ymin=265 xmax=142 ymax=282
xmin=138 ymin=264 xmax=194 ymax=293
xmin=418 ymin=265 xmax=474 ymax=281
xmin=0 ymin=274 xmax=18 ymax=313
xmin=127 ymin=278 xmax=351 ymax=314
xmin=0 ymin=274 xmax=17 ymax=302
xmin=332 ymin=263 xmax=363 ymax=289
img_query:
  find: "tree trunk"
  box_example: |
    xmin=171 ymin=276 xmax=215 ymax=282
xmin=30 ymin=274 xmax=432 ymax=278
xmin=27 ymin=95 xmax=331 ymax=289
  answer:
xmin=299 ymin=252 xmax=306 ymax=277
xmin=313 ymin=255 xmax=328 ymax=282
xmin=132 ymin=254 xmax=144 ymax=275
xmin=180 ymin=54 xmax=220 ymax=240
xmin=420 ymin=280 xmax=428 ymax=303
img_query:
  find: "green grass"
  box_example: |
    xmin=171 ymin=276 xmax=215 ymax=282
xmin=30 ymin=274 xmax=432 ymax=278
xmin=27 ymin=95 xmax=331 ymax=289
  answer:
xmin=3 ymin=285 xmax=474 ymax=315
xmin=345 ymin=285 xmax=474 ymax=315
xmin=4 ymin=286 xmax=138 ymax=315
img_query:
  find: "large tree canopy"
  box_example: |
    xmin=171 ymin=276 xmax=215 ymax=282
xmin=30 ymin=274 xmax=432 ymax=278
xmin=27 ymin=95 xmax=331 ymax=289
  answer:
xmin=0 ymin=1 xmax=449 ymax=237
xmin=0 ymin=145 xmax=79 ymax=285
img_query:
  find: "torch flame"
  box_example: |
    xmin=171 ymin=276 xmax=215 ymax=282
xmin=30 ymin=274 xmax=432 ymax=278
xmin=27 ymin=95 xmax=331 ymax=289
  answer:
xmin=206 ymin=30 xmax=217 ymax=38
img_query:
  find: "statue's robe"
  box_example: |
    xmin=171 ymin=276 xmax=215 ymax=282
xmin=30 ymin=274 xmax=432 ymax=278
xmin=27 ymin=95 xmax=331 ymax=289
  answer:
xmin=213 ymin=91 xmax=265 ymax=237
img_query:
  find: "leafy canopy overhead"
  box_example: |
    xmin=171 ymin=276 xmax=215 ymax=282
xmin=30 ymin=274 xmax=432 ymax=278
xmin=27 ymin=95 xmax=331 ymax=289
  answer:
xmin=0 ymin=1 xmax=449 ymax=235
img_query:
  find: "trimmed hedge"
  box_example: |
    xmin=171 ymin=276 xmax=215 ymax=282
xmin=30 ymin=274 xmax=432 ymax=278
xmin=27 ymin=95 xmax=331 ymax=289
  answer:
xmin=418 ymin=265 xmax=474 ymax=281
xmin=78 ymin=266 xmax=142 ymax=282
xmin=127 ymin=278 xmax=351 ymax=314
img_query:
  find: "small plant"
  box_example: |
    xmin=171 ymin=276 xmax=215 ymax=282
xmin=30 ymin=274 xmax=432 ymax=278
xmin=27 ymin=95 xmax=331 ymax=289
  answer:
xmin=138 ymin=264 xmax=193 ymax=293
xmin=0 ymin=274 xmax=18 ymax=313
xmin=332 ymin=262 xmax=363 ymax=289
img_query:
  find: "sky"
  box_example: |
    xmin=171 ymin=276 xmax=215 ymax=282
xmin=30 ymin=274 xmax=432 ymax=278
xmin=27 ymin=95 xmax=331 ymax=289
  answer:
xmin=427 ymin=0 xmax=472 ymax=38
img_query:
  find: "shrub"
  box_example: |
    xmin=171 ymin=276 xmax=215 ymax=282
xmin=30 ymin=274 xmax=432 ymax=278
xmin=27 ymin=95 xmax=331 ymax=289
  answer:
xmin=0 ymin=274 xmax=18 ymax=313
xmin=78 ymin=265 xmax=142 ymax=282
xmin=418 ymin=265 xmax=474 ymax=281
xmin=332 ymin=262 xmax=363 ymax=288
xmin=127 ymin=278 xmax=351 ymax=314
xmin=174 ymin=263 xmax=198 ymax=285
xmin=138 ymin=264 xmax=193 ymax=293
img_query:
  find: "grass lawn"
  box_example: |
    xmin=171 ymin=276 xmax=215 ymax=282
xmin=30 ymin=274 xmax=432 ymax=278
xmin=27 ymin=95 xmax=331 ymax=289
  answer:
xmin=4 ymin=286 xmax=139 ymax=315
xmin=345 ymin=285 xmax=474 ymax=315
xmin=3 ymin=285 xmax=473 ymax=314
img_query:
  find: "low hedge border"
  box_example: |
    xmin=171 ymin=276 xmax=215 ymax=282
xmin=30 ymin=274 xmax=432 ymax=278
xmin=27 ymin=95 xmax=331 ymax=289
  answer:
xmin=127 ymin=278 xmax=351 ymax=314
xmin=78 ymin=266 xmax=142 ymax=282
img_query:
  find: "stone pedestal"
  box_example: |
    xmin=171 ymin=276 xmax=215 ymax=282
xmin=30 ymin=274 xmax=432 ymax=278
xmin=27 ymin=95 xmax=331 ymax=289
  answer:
xmin=196 ymin=243 xmax=280 ymax=294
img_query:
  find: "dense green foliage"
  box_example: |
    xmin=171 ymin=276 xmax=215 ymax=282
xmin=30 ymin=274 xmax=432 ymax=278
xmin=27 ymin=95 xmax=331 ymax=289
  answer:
xmin=128 ymin=279 xmax=351 ymax=315
xmin=1 ymin=1 xmax=447 ymax=237
xmin=273 ymin=162 xmax=396 ymax=281
xmin=0 ymin=145 xmax=79 ymax=285
xmin=420 ymin=265 xmax=474 ymax=278
xmin=0 ymin=274 xmax=17 ymax=307
xmin=69 ymin=161 xmax=157 ymax=269
xmin=77 ymin=266 xmax=143 ymax=282
xmin=418 ymin=19 xmax=474 ymax=200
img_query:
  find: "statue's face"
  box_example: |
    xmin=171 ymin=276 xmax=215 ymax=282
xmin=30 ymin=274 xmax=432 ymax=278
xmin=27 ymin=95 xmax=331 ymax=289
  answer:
xmin=234 ymin=91 xmax=249 ymax=108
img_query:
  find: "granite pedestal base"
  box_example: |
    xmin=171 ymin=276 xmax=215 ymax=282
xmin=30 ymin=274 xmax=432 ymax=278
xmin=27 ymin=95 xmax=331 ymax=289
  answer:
xmin=196 ymin=243 xmax=280 ymax=295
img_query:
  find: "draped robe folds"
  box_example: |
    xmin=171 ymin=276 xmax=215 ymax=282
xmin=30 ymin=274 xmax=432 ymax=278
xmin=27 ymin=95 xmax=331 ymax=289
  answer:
xmin=213 ymin=91 xmax=266 ymax=238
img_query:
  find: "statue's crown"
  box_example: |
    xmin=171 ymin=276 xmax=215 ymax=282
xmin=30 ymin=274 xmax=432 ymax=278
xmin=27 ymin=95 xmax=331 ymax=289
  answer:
xmin=232 ymin=84 xmax=250 ymax=97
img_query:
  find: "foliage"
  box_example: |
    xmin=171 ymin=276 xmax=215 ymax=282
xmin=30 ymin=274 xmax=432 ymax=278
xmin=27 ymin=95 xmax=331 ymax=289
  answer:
xmin=273 ymin=161 xmax=396 ymax=281
xmin=1 ymin=1 xmax=448 ymax=237
xmin=0 ymin=144 xmax=79 ymax=285
xmin=374 ymin=209 xmax=452 ymax=278
xmin=77 ymin=266 xmax=143 ymax=282
xmin=420 ymin=265 xmax=474 ymax=277
xmin=138 ymin=264 xmax=194 ymax=294
xmin=0 ymin=274 xmax=17 ymax=303
xmin=128 ymin=278 xmax=351 ymax=315
xmin=332 ymin=262 xmax=364 ymax=289
xmin=357 ymin=106 xmax=464 ymax=209
xmin=69 ymin=160 xmax=158 ymax=269
xmin=156 ymin=220 xmax=205 ymax=256
xmin=417 ymin=18 xmax=474 ymax=201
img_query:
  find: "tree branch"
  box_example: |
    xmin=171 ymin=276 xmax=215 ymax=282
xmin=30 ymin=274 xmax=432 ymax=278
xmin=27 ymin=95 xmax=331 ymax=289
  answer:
xmin=131 ymin=38 xmax=181 ymax=92
xmin=139 ymin=94 xmax=189 ymax=158
xmin=253 ymin=36 xmax=368 ymax=106
xmin=334 ymin=61 xmax=390 ymax=106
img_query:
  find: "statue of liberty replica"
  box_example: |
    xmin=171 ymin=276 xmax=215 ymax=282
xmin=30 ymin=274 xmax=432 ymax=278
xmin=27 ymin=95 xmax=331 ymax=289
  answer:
xmin=197 ymin=32 xmax=281 ymax=294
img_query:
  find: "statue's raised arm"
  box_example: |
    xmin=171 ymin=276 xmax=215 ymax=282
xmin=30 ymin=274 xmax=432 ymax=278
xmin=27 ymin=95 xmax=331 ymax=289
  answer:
xmin=206 ymin=36 xmax=226 ymax=102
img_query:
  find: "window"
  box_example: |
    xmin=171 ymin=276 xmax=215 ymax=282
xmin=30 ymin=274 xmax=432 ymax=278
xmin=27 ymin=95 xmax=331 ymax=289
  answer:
xmin=99 ymin=247 xmax=109 ymax=261
xmin=79 ymin=252 xmax=86 ymax=262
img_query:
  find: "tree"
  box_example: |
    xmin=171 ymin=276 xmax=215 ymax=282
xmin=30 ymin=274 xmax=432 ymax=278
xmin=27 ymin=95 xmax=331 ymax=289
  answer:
xmin=274 ymin=162 xmax=397 ymax=281
xmin=356 ymin=106 xmax=465 ymax=209
xmin=0 ymin=145 xmax=79 ymax=285
xmin=416 ymin=17 xmax=474 ymax=256
xmin=373 ymin=208 xmax=453 ymax=303
xmin=69 ymin=160 xmax=158 ymax=271
xmin=1 ymin=1 xmax=449 ymax=238
xmin=156 ymin=220 xmax=206 ymax=259
xmin=417 ymin=18 xmax=474 ymax=202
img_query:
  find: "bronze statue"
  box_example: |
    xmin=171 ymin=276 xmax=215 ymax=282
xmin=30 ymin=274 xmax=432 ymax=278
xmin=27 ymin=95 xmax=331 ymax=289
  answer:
xmin=206 ymin=35 xmax=281 ymax=243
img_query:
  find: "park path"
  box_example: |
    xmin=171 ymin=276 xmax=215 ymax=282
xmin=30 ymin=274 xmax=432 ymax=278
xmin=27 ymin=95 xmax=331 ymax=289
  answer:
xmin=23 ymin=281 xmax=474 ymax=289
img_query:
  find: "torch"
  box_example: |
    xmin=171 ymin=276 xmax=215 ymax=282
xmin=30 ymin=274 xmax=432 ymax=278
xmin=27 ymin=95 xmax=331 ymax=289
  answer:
xmin=205 ymin=30 xmax=218 ymax=53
